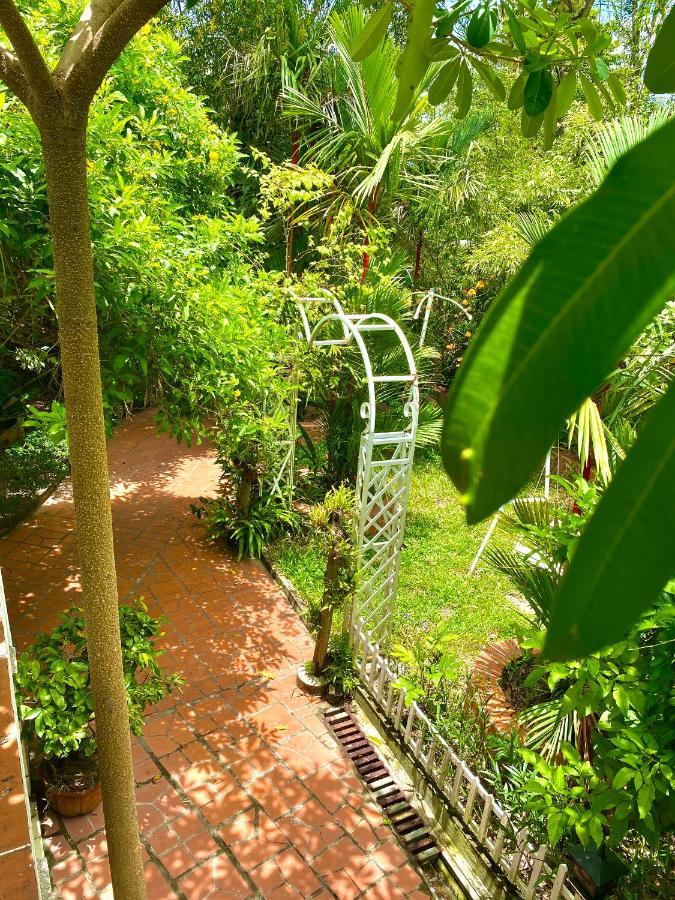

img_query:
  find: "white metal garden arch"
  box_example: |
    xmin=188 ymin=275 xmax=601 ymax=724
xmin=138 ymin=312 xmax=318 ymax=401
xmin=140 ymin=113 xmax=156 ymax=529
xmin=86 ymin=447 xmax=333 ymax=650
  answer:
xmin=288 ymin=290 xmax=420 ymax=646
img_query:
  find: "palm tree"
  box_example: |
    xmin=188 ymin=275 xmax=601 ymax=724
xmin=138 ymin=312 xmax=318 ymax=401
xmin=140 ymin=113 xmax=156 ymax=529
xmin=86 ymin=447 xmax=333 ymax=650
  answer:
xmin=282 ymin=4 xmax=484 ymax=278
xmin=181 ymin=0 xmax=337 ymax=156
xmin=401 ymin=113 xmax=491 ymax=286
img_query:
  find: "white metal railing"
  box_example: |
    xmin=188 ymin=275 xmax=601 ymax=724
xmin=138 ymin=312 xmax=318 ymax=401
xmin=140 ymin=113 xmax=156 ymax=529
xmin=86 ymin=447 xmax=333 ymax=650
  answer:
xmin=351 ymin=618 xmax=584 ymax=900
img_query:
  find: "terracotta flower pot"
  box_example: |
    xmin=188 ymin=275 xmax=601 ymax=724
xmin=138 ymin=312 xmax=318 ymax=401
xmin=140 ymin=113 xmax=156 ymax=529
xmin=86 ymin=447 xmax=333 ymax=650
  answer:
xmin=470 ymin=638 xmax=524 ymax=736
xmin=46 ymin=780 xmax=102 ymax=818
xmin=39 ymin=758 xmax=102 ymax=818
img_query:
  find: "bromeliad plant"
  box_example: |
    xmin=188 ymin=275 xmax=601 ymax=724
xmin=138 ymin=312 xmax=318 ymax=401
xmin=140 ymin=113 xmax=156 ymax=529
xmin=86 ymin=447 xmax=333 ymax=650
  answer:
xmin=198 ymin=493 xmax=300 ymax=561
xmin=15 ymin=600 xmax=182 ymax=790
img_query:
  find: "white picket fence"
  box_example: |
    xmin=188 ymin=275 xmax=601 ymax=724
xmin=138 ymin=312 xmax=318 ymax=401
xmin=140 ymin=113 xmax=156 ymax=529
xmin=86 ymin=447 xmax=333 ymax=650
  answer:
xmin=351 ymin=619 xmax=584 ymax=900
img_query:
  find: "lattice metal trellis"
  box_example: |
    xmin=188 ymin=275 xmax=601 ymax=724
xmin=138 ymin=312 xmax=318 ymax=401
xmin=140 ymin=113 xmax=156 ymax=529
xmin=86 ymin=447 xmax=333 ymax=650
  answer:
xmin=289 ymin=290 xmax=419 ymax=646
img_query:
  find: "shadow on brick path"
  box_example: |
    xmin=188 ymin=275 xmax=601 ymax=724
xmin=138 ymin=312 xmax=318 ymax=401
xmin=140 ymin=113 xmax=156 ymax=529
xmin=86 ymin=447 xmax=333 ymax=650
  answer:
xmin=0 ymin=409 xmax=428 ymax=899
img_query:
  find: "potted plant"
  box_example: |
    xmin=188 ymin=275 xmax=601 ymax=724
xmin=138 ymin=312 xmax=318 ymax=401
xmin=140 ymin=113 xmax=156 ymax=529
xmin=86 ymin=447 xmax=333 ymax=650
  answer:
xmin=15 ymin=599 xmax=182 ymax=817
xmin=297 ymin=486 xmax=356 ymax=695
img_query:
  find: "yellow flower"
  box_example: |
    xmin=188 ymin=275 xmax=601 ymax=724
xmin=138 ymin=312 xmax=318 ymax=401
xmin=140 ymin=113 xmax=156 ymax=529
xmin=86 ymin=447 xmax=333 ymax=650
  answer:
xmin=475 ymin=280 xmax=485 ymax=289
xmin=209 ymin=149 xmax=219 ymax=164
xmin=467 ymin=288 xmax=477 ymax=297
xmin=465 ymin=331 xmax=473 ymax=338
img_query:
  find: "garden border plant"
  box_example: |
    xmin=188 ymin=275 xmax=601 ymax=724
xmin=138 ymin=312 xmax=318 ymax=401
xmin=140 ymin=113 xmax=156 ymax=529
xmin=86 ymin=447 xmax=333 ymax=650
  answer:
xmin=15 ymin=599 xmax=182 ymax=817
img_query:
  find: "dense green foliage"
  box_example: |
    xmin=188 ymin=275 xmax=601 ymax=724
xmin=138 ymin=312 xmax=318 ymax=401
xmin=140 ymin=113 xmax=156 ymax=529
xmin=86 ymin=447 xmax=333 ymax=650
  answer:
xmin=1 ymin=6 xmax=291 ymax=442
xmin=15 ymin=600 xmax=181 ymax=762
xmin=0 ymin=427 xmax=69 ymax=533
xmin=2 ymin=0 xmax=673 ymax=891
xmin=441 ymin=10 xmax=675 ymax=659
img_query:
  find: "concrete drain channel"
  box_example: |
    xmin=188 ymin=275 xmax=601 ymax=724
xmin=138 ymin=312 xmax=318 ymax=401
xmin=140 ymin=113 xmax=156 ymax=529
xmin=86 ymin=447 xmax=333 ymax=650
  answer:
xmin=324 ymin=706 xmax=441 ymax=867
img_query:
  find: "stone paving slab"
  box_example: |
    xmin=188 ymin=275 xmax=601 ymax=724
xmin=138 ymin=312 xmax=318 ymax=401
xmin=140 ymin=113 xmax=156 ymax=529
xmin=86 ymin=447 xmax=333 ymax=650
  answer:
xmin=0 ymin=410 xmax=428 ymax=898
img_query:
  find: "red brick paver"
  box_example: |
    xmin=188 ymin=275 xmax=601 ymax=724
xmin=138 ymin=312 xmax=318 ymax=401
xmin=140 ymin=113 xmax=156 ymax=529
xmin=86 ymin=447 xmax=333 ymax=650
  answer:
xmin=0 ymin=410 xmax=426 ymax=898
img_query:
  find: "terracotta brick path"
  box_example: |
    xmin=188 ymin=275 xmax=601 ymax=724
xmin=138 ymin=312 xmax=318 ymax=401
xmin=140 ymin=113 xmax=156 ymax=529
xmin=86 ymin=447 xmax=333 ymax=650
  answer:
xmin=0 ymin=410 xmax=427 ymax=899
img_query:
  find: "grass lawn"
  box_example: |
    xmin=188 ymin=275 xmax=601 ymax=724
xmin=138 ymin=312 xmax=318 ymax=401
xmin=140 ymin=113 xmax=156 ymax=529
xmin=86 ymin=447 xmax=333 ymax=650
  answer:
xmin=270 ymin=453 xmax=526 ymax=669
xmin=393 ymin=455 xmax=523 ymax=663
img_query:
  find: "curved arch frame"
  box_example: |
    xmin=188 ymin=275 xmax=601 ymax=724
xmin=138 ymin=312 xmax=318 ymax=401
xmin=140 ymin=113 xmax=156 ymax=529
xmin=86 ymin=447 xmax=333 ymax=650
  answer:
xmin=290 ymin=291 xmax=420 ymax=645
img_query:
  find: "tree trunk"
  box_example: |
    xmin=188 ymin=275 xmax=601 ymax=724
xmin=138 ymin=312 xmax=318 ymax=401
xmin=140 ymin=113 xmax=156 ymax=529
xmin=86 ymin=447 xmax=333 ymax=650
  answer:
xmin=236 ymin=466 xmax=256 ymax=518
xmin=41 ymin=119 xmax=146 ymax=900
xmin=313 ymin=549 xmax=338 ymax=675
xmin=413 ymin=229 xmax=424 ymax=287
xmin=312 ymin=603 xmax=333 ymax=675
xmin=361 ymin=190 xmax=379 ymax=282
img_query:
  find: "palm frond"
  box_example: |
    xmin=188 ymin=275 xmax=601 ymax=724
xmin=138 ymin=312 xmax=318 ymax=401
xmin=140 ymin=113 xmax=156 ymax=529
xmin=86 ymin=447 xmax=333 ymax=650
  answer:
xmin=483 ymin=547 xmax=556 ymax=625
xmin=586 ymin=110 xmax=671 ymax=186
xmin=519 ymin=699 xmax=575 ymax=762
xmin=567 ymin=396 xmax=611 ymax=483
xmin=516 ymin=210 xmax=553 ymax=248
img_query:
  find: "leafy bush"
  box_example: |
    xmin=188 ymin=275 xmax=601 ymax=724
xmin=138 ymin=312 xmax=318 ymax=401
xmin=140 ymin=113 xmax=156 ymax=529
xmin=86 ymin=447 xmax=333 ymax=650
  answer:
xmin=0 ymin=429 xmax=68 ymax=497
xmin=15 ymin=600 xmax=182 ymax=765
xmin=323 ymin=633 xmax=358 ymax=698
xmin=520 ymin=593 xmax=675 ymax=852
xmin=1 ymin=2 xmax=286 ymax=440
xmin=24 ymin=402 xmax=69 ymax=446
xmin=392 ymin=620 xmax=462 ymax=713
xmin=0 ymin=429 xmax=69 ymax=533
xmin=194 ymin=494 xmax=299 ymax=561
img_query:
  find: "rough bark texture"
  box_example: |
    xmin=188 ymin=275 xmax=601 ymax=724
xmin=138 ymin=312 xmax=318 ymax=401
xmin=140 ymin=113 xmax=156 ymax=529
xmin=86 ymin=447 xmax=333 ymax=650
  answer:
xmin=313 ymin=549 xmax=338 ymax=675
xmin=41 ymin=115 xmax=146 ymax=900
xmin=236 ymin=466 xmax=255 ymax=519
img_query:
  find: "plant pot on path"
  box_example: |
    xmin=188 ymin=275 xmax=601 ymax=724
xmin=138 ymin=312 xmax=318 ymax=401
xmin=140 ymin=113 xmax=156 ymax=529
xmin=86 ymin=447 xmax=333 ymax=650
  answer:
xmin=45 ymin=777 xmax=102 ymax=818
xmin=39 ymin=757 xmax=102 ymax=818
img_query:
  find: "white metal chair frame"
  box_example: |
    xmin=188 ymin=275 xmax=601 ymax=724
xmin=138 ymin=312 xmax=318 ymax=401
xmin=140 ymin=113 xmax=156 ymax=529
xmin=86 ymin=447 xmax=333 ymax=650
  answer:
xmin=469 ymin=451 xmax=552 ymax=574
xmin=411 ymin=288 xmax=472 ymax=349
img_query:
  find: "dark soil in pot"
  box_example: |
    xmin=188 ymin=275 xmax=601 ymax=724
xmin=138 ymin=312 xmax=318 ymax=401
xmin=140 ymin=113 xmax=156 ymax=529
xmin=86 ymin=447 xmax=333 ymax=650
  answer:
xmin=326 ymin=686 xmax=347 ymax=706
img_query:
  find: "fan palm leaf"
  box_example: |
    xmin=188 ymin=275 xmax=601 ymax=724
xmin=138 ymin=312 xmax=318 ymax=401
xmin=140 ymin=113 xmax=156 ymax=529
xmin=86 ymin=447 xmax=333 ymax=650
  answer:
xmin=586 ymin=110 xmax=671 ymax=186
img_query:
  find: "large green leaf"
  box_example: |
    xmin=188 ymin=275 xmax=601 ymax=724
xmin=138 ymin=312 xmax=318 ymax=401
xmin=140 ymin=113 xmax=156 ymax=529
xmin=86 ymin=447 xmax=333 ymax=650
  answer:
xmin=428 ymin=56 xmax=460 ymax=105
xmin=441 ymin=115 xmax=675 ymax=522
xmin=580 ymin=73 xmax=603 ymax=121
xmin=467 ymin=0 xmax=498 ymax=49
xmin=393 ymin=0 xmax=435 ymax=121
xmin=545 ymin=381 xmax=675 ymax=660
xmin=471 ymin=58 xmax=506 ymax=101
xmin=524 ymin=68 xmax=553 ymax=116
xmin=556 ymin=70 xmax=577 ymax=117
xmin=455 ymin=62 xmax=473 ymax=119
xmin=644 ymin=5 xmax=675 ymax=93
xmin=351 ymin=2 xmax=393 ymax=62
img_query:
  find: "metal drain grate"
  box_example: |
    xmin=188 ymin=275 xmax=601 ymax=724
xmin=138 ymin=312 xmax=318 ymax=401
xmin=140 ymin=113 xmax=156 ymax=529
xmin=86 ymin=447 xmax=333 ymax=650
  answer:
xmin=324 ymin=706 xmax=440 ymax=865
